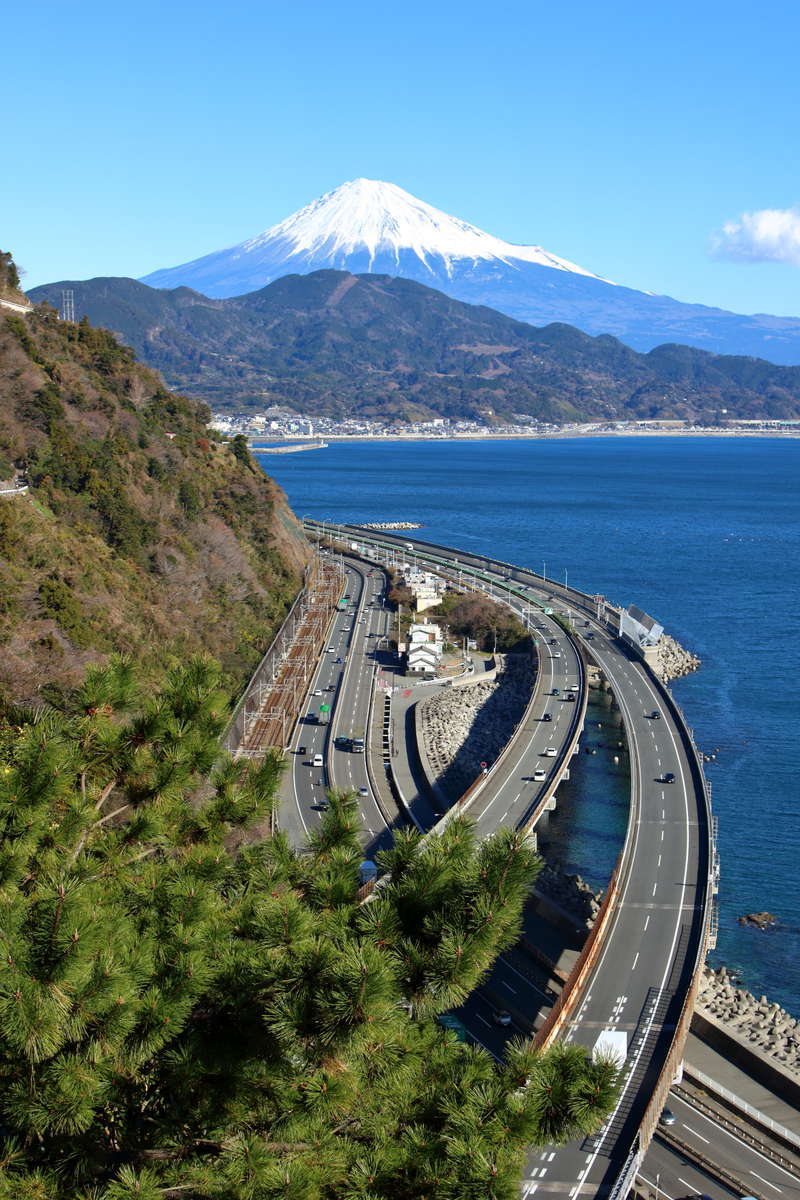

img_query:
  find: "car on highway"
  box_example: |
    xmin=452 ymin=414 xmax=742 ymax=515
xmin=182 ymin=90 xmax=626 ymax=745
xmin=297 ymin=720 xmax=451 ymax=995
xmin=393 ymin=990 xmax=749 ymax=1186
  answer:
xmin=334 ymin=736 xmax=350 ymax=749
xmin=541 ymin=712 xmax=552 ymax=721
xmin=492 ymin=1009 xmax=512 ymax=1027
xmin=663 ymin=771 xmax=676 ymax=784
xmin=313 ymin=689 xmax=322 ymax=696
xmin=297 ymin=745 xmax=306 ymax=755
xmin=551 ymin=651 xmax=561 ymax=658
xmin=650 ymin=709 xmax=661 ymax=719
xmin=544 ymin=746 xmax=557 ymax=757
xmin=658 ymin=1106 xmax=676 ymax=1126
xmin=335 ymin=656 xmax=343 ymax=663
xmin=358 ymin=786 xmax=369 ymax=796
xmin=565 ymin=692 xmax=576 ymax=702
xmin=533 ymin=768 xmax=547 ymax=782
xmin=552 ymin=686 xmax=560 ymax=695
xmin=312 ymin=753 xmax=324 ymax=768
xmin=326 ymin=646 xmax=335 ymax=653
xmin=306 ymin=711 xmax=316 ymax=723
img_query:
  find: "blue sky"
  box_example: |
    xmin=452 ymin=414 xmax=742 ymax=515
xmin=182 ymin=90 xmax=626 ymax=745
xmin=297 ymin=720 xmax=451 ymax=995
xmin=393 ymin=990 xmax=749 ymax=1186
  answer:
xmin=5 ymin=0 xmax=799 ymax=316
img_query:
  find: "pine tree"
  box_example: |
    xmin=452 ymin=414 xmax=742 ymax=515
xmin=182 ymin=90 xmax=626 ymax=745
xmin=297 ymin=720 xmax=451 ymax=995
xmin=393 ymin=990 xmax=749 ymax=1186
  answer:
xmin=0 ymin=657 xmax=618 ymax=1198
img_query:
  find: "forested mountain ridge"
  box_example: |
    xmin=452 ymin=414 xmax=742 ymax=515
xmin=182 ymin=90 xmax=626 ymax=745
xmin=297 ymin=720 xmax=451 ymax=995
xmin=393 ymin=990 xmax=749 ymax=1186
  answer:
xmin=29 ymin=269 xmax=800 ymax=423
xmin=0 ymin=274 xmax=308 ymax=706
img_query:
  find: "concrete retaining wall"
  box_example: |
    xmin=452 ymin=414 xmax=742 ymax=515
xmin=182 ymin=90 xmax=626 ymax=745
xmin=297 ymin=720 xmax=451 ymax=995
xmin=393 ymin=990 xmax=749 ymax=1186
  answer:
xmin=691 ymin=1010 xmax=800 ymax=1109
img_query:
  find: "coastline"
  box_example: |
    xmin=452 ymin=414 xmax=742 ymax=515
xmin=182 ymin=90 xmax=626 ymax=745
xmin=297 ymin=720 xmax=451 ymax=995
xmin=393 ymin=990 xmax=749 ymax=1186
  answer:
xmin=251 ymin=429 xmax=800 ymax=444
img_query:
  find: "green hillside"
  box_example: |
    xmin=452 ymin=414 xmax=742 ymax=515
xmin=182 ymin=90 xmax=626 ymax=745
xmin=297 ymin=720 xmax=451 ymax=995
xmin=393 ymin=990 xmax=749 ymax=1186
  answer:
xmin=0 ymin=289 xmax=308 ymax=706
xmin=29 ymin=269 xmax=800 ymax=422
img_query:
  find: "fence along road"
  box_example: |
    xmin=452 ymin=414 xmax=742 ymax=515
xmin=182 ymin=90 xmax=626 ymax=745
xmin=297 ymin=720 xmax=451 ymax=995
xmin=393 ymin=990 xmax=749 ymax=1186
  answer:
xmin=307 ymin=522 xmax=713 ymax=1198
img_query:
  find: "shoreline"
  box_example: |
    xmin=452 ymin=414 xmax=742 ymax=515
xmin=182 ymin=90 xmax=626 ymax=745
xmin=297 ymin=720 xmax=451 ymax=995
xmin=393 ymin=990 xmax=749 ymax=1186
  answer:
xmin=250 ymin=429 xmax=800 ymax=444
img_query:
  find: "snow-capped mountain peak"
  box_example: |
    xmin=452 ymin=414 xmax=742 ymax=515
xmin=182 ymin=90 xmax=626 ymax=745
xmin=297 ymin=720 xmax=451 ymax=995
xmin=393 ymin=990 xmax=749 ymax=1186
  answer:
xmin=141 ymin=178 xmax=611 ymax=297
xmin=241 ymin=177 xmax=604 ymax=279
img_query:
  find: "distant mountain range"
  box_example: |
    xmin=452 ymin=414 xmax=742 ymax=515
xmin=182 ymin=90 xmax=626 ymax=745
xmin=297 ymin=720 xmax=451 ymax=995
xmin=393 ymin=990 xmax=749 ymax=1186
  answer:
xmin=28 ymin=270 xmax=800 ymax=423
xmin=138 ymin=178 xmax=800 ymax=364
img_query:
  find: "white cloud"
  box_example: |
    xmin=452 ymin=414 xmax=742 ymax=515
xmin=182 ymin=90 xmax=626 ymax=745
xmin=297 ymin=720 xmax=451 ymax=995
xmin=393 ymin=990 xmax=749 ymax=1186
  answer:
xmin=711 ymin=207 xmax=800 ymax=267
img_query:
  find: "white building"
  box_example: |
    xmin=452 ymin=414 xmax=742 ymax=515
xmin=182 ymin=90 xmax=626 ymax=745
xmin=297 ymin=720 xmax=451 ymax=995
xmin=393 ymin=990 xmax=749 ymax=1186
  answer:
xmin=405 ymin=620 xmax=444 ymax=675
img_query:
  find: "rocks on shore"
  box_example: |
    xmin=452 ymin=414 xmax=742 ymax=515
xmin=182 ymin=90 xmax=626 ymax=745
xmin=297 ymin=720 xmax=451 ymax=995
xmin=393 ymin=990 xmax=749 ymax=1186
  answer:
xmin=654 ymin=634 xmax=700 ymax=682
xmin=420 ymin=654 xmax=534 ymax=800
xmin=697 ymin=966 xmax=800 ymax=1075
xmin=535 ymin=863 xmax=603 ymax=933
xmin=737 ymin=911 xmax=777 ymax=930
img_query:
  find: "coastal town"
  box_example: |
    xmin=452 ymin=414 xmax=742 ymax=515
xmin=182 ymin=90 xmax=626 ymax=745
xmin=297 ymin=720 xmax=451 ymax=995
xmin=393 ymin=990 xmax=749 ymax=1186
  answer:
xmin=210 ymin=407 xmax=800 ymax=440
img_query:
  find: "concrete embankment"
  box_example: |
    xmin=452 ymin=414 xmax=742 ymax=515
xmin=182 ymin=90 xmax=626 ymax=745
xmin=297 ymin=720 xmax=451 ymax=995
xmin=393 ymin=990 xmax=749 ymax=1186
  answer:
xmin=694 ymin=966 xmax=800 ymax=1088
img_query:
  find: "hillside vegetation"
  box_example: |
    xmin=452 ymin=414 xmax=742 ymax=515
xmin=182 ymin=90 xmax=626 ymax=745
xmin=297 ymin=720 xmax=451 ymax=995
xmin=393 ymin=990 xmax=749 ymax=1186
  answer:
xmin=0 ymin=282 xmax=308 ymax=706
xmin=29 ymin=269 xmax=800 ymax=423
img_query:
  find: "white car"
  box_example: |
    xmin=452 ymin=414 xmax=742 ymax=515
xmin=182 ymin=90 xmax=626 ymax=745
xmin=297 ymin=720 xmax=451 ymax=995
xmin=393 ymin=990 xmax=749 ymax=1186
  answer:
xmin=544 ymin=746 xmax=557 ymax=757
xmin=533 ymin=768 xmax=547 ymax=782
xmin=313 ymin=689 xmax=322 ymax=696
xmin=326 ymin=646 xmax=335 ymax=653
xmin=358 ymin=786 xmax=369 ymax=796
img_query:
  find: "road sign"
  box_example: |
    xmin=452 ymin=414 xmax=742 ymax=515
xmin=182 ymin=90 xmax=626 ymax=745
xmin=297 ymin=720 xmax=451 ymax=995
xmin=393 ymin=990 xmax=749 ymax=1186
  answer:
xmin=319 ymin=704 xmax=330 ymax=712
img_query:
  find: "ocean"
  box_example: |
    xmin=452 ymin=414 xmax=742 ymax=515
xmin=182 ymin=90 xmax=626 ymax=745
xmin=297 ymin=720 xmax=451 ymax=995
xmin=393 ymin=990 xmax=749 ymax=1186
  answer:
xmin=257 ymin=436 xmax=800 ymax=1015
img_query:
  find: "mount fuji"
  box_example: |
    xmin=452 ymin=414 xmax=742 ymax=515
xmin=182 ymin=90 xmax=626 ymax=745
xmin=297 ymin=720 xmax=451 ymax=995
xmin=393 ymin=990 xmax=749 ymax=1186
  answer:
xmin=140 ymin=179 xmax=800 ymax=363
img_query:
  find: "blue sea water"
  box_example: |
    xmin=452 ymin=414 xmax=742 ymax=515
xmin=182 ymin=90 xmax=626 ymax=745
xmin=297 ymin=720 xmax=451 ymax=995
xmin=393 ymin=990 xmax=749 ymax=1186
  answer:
xmin=257 ymin=437 xmax=800 ymax=1014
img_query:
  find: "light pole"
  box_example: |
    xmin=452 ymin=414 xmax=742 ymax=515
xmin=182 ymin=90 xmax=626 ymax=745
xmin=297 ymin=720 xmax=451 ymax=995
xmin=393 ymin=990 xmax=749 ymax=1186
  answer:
xmin=542 ymin=560 xmax=547 ymax=582
xmin=564 ymin=567 xmax=568 ymax=592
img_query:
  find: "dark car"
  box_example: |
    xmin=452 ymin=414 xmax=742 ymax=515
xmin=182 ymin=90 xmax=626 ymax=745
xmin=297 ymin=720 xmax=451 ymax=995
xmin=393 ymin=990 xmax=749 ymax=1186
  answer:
xmin=565 ymin=692 xmax=576 ymax=702
xmin=492 ymin=1009 xmax=512 ymax=1027
xmin=651 ymin=709 xmax=661 ymax=719
xmin=297 ymin=745 xmax=307 ymax=755
xmin=542 ymin=713 xmax=552 ymax=722
xmin=663 ymin=771 xmax=675 ymax=784
xmin=658 ymin=1106 xmax=677 ymax=1126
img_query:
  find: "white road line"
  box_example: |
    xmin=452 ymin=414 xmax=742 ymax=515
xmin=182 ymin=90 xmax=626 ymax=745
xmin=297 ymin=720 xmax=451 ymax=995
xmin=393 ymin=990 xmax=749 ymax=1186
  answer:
xmin=639 ymin=1175 xmax=675 ymax=1200
xmin=750 ymin=1171 xmax=782 ymax=1192
xmin=632 ymin=952 xmax=639 ymax=970
xmin=643 ymin=914 xmax=650 ymax=931
xmin=682 ymin=1124 xmax=709 ymax=1143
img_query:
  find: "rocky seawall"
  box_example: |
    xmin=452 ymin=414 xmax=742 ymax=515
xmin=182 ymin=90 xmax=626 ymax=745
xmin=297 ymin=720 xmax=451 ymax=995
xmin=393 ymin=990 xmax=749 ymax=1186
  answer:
xmin=535 ymin=864 xmax=603 ymax=934
xmin=697 ymin=966 xmax=800 ymax=1075
xmin=654 ymin=633 xmax=700 ymax=682
xmin=419 ymin=654 xmax=534 ymax=802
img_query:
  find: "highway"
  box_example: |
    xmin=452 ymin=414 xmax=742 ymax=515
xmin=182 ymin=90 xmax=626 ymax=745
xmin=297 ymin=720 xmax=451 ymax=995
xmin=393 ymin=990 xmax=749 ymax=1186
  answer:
xmin=307 ymin=523 xmax=712 ymax=1198
xmin=277 ymin=557 xmax=399 ymax=854
xmin=640 ymin=1089 xmax=800 ymax=1200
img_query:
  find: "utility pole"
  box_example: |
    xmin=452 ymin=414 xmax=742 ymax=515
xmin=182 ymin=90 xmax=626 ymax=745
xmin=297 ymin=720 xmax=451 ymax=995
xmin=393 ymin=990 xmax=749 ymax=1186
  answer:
xmin=542 ymin=560 xmax=547 ymax=582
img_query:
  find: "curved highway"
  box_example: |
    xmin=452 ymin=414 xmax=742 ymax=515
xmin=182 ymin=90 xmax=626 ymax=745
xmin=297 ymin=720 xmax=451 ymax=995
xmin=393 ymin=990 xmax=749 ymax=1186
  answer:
xmin=303 ymin=522 xmax=712 ymax=1198
xmin=277 ymin=558 xmax=397 ymax=853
